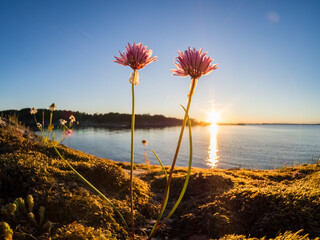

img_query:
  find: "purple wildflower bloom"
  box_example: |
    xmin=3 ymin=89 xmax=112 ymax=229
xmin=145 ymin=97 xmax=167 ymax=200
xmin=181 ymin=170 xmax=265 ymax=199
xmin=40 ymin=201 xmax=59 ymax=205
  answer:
xmin=171 ymin=47 xmax=218 ymax=97
xmin=114 ymin=43 xmax=157 ymax=70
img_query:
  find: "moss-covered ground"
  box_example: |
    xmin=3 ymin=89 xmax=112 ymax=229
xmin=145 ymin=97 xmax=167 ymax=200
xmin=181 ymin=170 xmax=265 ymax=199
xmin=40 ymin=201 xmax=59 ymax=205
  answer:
xmin=0 ymin=118 xmax=319 ymax=239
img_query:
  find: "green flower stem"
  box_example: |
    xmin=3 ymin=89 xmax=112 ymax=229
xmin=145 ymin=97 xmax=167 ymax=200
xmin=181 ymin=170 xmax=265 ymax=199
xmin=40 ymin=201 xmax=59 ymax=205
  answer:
xmin=158 ymin=112 xmax=192 ymax=229
xmin=42 ymin=110 xmax=44 ymax=128
xmin=149 ymin=111 xmax=193 ymax=239
xmin=52 ymin=146 xmax=129 ymax=233
xmin=152 ymin=150 xmax=168 ymax=181
xmin=149 ymin=150 xmax=169 ymax=237
xmin=147 ymin=79 xmax=197 ymax=239
xmin=49 ymin=111 xmax=53 ymax=128
xmin=130 ymin=79 xmax=135 ymax=240
xmin=33 ymin=115 xmax=37 ymax=126
xmin=48 ymin=111 xmax=53 ymax=140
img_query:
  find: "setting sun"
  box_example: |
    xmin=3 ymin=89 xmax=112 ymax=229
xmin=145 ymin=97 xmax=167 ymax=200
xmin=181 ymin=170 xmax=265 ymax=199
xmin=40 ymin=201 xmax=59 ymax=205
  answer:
xmin=207 ymin=109 xmax=221 ymax=124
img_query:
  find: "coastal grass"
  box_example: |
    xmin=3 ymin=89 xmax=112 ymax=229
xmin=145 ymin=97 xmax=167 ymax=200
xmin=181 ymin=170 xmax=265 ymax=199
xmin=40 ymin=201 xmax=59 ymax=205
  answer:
xmin=0 ymin=118 xmax=156 ymax=239
xmin=1 ymin=119 xmax=320 ymax=239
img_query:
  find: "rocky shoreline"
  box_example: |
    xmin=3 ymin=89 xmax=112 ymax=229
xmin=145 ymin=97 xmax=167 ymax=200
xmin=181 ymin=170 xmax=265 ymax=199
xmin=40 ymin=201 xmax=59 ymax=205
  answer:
xmin=0 ymin=118 xmax=319 ymax=239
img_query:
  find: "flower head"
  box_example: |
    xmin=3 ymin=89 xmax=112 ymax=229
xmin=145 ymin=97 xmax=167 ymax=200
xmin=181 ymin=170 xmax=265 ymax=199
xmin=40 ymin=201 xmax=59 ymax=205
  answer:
xmin=171 ymin=47 xmax=218 ymax=79
xmin=60 ymin=119 xmax=67 ymax=125
xmin=66 ymin=129 xmax=73 ymax=136
xmin=30 ymin=107 xmax=38 ymax=115
xmin=171 ymin=47 xmax=218 ymax=97
xmin=49 ymin=103 xmax=56 ymax=112
xmin=114 ymin=42 xmax=157 ymax=70
xmin=142 ymin=139 xmax=148 ymax=146
xmin=69 ymin=115 xmax=76 ymax=123
xmin=37 ymin=123 xmax=42 ymax=129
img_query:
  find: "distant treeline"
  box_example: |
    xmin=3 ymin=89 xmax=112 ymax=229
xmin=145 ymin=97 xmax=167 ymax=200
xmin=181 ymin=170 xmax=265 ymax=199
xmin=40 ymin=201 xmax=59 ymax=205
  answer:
xmin=0 ymin=108 xmax=208 ymax=129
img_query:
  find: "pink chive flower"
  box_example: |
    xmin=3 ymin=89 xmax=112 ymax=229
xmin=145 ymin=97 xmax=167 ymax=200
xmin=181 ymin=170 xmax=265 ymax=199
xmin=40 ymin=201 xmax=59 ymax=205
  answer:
xmin=114 ymin=43 xmax=157 ymax=70
xmin=171 ymin=47 xmax=218 ymax=97
xmin=66 ymin=129 xmax=73 ymax=136
xmin=114 ymin=43 xmax=157 ymax=85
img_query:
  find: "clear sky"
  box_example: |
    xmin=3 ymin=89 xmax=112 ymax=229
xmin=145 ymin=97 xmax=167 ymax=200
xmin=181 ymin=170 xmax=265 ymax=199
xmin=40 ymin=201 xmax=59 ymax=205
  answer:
xmin=1 ymin=0 xmax=319 ymax=123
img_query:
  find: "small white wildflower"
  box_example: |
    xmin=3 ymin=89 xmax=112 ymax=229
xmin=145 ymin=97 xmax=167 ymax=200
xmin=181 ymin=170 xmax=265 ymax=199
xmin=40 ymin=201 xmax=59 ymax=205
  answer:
xmin=30 ymin=108 xmax=38 ymax=115
xmin=69 ymin=115 xmax=75 ymax=123
xmin=37 ymin=123 xmax=42 ymax=129
xmin=49 ymin=103 xmax=56 ymax=112
xmin=60 ymin=119 xmax=67 ymax=125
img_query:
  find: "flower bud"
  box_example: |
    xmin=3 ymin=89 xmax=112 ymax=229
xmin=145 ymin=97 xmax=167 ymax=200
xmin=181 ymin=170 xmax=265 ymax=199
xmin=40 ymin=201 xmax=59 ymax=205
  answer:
xmin=49 ymin=103 xmax=56 ymax=112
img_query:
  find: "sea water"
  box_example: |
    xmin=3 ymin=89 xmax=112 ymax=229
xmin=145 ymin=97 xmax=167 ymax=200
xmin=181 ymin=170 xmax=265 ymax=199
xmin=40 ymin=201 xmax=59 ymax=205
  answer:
xmin=57 ymin=124 xmax=320 ymax=169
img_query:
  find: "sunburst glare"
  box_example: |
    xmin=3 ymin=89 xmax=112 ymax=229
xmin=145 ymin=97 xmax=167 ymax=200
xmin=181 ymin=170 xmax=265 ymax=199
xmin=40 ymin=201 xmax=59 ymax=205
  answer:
xmin=207 ymin=108 xmax=221 ymax=124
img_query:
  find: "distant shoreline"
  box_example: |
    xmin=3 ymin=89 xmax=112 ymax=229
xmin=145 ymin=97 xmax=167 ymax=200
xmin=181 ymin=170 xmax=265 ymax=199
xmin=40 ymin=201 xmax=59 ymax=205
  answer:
xmin=1 ymin=108 xmax=318 ymax=127
xmin=0 ymin=108 xmax=209 ymax=129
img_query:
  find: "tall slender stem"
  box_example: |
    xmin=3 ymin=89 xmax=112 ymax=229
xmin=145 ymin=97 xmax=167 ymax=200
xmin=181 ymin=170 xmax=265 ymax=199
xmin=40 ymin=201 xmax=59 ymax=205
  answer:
xmin=33 ymin=115 xmax=37 ymax=126
xmin=48 ymin=111 xmax=53 ymax=139
xmin=148 ymin=79 xmax=196 ymax=239
xmin=158 ymin=113 xmax=193 ymax=229
xmin=130 ymin=80 xmax=135 ymax=240
xmin=49 ymin=111 xmax=52 ymax=128
xmin=42 ymin=110 xmax=44 ymax=127
xmin=52 ymin=146 xmax=129 ymax=233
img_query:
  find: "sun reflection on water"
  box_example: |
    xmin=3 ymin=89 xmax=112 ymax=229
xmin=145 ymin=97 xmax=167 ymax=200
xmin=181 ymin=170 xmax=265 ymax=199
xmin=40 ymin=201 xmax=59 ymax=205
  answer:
xmin=206 ymin=123 xmax=219 ymax=168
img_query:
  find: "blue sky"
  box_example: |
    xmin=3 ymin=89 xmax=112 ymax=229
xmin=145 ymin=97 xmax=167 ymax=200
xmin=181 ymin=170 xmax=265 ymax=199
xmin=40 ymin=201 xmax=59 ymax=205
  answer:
xmin=0 ymin=0 xmax=319 ymax=123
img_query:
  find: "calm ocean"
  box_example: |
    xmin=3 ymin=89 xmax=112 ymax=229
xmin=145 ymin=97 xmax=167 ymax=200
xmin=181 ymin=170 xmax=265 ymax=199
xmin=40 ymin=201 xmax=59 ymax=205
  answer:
xmin=61 ymin=125 xmax=320 ymax=169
